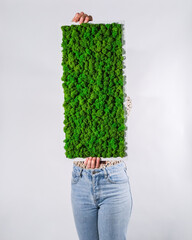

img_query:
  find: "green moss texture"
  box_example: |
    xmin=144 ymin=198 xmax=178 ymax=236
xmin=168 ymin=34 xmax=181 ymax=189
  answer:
xmin=61 ymin=22 xmax=126 ymax=158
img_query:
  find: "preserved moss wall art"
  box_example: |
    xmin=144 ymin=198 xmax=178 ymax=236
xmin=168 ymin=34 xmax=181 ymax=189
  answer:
xmin=61 ymin=22 xmax=127 ymax=159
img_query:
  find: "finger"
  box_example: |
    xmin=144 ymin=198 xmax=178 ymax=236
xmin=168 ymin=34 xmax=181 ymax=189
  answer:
xmin=84 ymin=16 xmax=89 ymax=23
xmin=87 ymin=157 xmax=92 ymax=169
xmin=84 ymin=15 xmax=93 ymax=23
xmin=72 ymin=11 xmax=84 ymax=22
xmin=79 ymin=15 xmax=86 ymax=25
xmin=91 ymin=157 xmax=96 ymax=169
xmin=72 ymin=12 xmax=80 ymax=22
xmin=76 ymin=11 xmax=84 ymax=23
xmin=95 ymin=157 xmax=100 ymax=168
xmin=88 ymin=15 xmax=93 ymax=21
xmin=82 ymin=14 xmax=89 ymax=23
xmin=86 ymin=157 xmax=91 ymax=165
xmin=84 ymin=157 xmax=89 ymax=166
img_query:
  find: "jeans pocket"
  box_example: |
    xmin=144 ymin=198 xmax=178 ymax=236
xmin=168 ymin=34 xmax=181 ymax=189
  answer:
xmin=71 ymin=171 xmax=80 ymax=184
xmin=107 ymin=168 xmax=129 ymax=184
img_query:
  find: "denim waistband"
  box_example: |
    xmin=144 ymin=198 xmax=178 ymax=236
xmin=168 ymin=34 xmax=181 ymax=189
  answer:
xmin=72 ymin=160 xmax=127 ymax=177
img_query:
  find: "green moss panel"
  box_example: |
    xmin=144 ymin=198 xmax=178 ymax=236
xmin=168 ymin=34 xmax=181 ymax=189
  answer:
xmin=61 ymin=22 xmax=126 ymax=158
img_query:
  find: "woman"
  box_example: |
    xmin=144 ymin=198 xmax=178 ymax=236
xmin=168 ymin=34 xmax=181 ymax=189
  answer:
xmin=70 ymin=12 xmax=133 ymax=240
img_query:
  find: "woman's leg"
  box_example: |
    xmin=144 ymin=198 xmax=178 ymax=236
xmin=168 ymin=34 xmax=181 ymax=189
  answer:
xmin=97 ymin=162 xmax=133 ymax=240
xmin=71 ymin=165 xmax=99 ymax=240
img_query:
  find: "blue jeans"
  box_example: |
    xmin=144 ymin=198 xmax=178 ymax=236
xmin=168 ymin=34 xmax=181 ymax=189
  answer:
xmin=71 ymin=161 xmax=133 ymax=240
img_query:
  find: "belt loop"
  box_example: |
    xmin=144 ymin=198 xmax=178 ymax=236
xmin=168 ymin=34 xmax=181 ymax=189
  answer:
xmin=103 ymin=167 xmax=108 ymax=178
xmin=123 ymin=160 xmax=127 ymax=170
xmin=80 ymin=168 xmax=83 ymax=177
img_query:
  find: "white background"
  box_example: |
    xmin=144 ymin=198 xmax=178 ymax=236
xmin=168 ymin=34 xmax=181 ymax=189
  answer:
xmin=0 ymin=0 xmax=192 ymax=239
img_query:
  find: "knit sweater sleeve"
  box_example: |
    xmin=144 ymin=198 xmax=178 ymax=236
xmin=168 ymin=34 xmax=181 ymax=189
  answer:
xmin=126 ymin=96 xmax=132 ymax=116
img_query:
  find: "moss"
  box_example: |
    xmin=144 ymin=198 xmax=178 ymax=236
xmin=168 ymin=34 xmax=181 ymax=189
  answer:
xmin=61 ymin=23 xmax=126 ymax=158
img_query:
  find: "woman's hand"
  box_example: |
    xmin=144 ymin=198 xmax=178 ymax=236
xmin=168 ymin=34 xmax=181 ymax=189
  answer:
xmin=84 ymin=157 xmax=101 ymax=169
xmin=72 ymin=12 xmax=93 ymax=24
